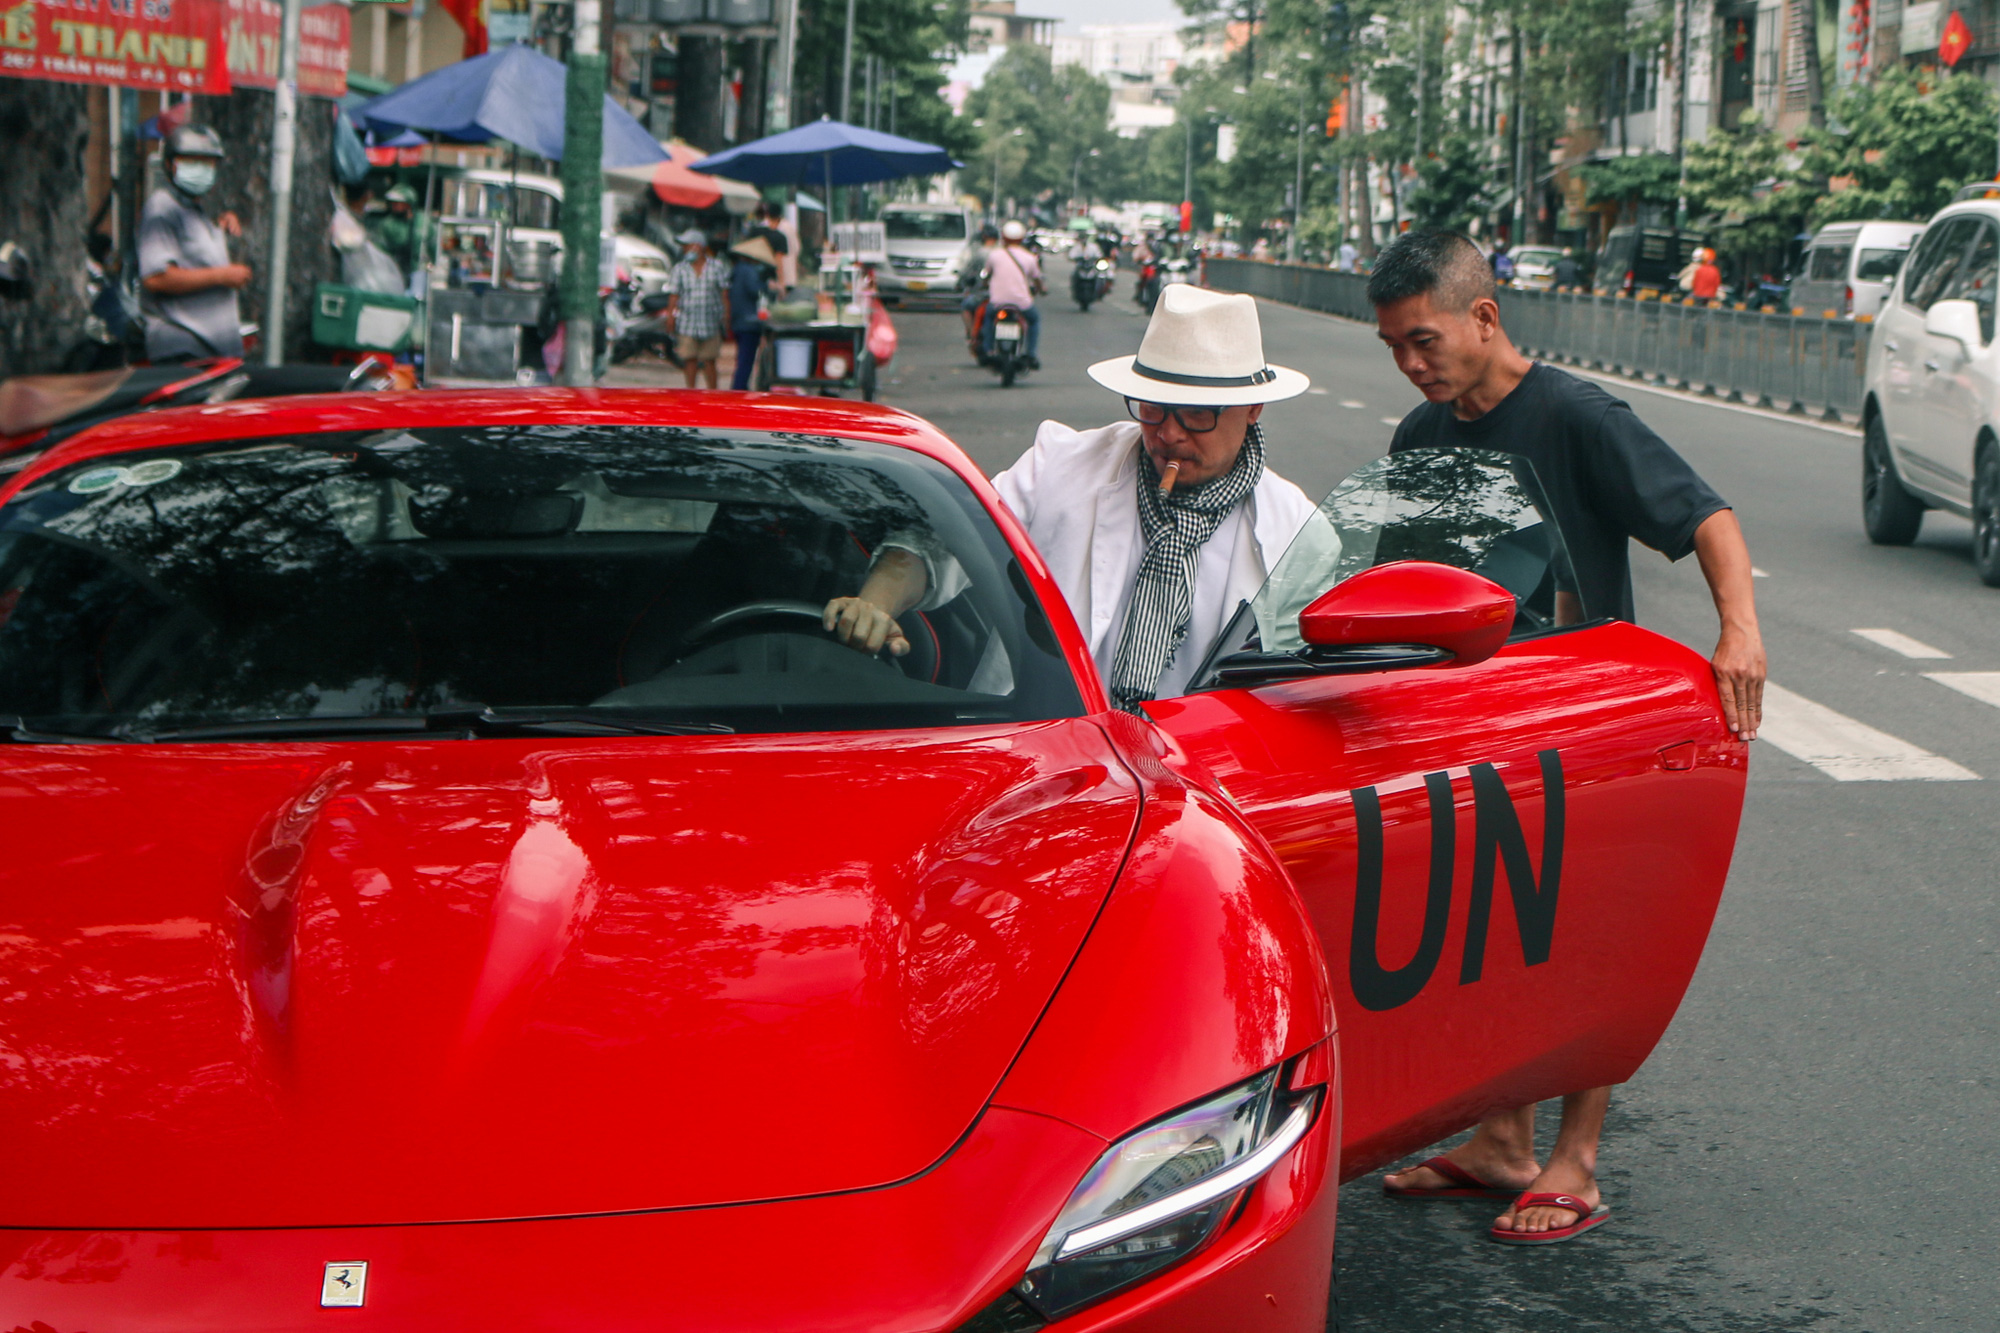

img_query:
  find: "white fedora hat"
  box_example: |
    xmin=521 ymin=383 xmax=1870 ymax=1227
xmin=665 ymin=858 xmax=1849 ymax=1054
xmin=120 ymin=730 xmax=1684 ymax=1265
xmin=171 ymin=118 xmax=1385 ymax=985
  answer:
xmin=1088 ymin=285 xmax=1310 ymax=406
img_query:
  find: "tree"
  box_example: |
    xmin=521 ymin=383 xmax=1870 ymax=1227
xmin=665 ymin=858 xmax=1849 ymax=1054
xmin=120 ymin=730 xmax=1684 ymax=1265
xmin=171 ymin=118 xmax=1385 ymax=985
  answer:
xmin=1575 ymin=151 xmax=1680 ymax=218
xmin=963 ymin=45 xmax=1118 ymax=215
xmin=1408 ymin=133 xmax=1493 ymax=231
xmin=1682 ymin=115 xmax=1810 ymax=272
xmin=1800 ymin=66 xmax=1998 ymax=224
xmin=0 ymin=81 xmax=92 ymax=377
xmin=791 ymin=0 xmax=972 ymax=158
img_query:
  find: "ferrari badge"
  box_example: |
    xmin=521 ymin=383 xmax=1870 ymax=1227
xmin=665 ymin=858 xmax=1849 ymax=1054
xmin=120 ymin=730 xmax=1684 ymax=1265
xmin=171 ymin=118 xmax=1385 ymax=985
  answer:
xmin=320 ymin=1262 xmax=368 ymax=1308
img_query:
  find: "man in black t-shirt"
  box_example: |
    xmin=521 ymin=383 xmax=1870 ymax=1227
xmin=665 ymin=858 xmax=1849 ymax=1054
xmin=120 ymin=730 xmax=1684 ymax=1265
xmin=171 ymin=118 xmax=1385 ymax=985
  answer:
xmin=1368 ymin=230 xmax=1767 ymax=1245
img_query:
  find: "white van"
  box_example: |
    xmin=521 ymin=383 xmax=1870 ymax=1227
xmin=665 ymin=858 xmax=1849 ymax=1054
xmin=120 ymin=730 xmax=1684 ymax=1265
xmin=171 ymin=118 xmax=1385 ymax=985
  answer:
xmin=877 ymin=204 xmax=977 ymax=300
xmin=1793 ymin=220 xmax=1925 ymax=319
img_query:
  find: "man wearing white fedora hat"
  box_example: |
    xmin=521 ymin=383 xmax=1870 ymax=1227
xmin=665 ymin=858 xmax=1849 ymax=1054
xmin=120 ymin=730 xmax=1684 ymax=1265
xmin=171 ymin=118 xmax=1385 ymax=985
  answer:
xmin=995 ymin=284 xmax=1316 ymax=711
xmin=820 ymin=285 xmax=1316 ymax=711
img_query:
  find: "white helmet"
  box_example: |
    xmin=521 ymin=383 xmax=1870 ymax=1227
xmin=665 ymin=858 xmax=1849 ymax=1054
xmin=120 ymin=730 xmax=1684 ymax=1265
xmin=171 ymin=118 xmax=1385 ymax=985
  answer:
xmin=1000 ymin=219 xmax=1027 ymax=242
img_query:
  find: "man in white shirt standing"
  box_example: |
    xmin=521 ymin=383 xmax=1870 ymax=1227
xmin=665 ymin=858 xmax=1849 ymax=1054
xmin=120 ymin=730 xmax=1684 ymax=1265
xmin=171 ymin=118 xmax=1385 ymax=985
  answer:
xmin=823 ymin=285 xmax=1315 ymax=708
xmin=997 ymin=285 xmax=1315 ymax=708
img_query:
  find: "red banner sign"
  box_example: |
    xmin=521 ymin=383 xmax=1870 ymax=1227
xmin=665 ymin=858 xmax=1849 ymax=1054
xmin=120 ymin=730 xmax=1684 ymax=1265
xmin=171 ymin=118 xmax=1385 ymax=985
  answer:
xmin=0 ymin=0 xmax=230 ymax=93
xmin=224 ymin=0 xmax=346 ymax=97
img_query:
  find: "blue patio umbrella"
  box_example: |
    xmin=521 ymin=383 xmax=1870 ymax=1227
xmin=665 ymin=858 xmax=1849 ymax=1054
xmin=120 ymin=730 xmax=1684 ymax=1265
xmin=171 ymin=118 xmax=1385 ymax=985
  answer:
xmin=688 ymin=118 xmax=959 ymax=189
xmin=355 ymin=44 xmax=667 ymax=166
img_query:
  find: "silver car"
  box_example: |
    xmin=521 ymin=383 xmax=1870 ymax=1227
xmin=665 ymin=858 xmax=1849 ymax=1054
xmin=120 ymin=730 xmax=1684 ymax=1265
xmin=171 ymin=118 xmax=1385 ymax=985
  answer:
xmin=1794 ymin=220 xmax=1925 ymax=319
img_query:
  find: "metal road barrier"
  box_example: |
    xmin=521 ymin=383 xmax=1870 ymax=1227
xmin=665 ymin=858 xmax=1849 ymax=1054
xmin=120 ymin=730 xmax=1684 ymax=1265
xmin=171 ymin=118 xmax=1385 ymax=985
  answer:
xmin=1204 ymin=257 xmax=1871 ymax=422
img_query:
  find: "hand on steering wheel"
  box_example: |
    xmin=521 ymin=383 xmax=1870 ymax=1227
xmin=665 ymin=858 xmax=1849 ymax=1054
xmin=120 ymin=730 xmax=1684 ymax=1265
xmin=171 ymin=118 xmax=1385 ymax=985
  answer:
xmin=823 ymin=596 xmax=909 ymax=657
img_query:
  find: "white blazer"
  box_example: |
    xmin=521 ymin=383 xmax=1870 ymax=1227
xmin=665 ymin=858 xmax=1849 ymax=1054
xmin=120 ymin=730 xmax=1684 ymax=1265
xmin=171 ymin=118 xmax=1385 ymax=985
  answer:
xmin=993 ymin=419 xmax=1319 ymax=671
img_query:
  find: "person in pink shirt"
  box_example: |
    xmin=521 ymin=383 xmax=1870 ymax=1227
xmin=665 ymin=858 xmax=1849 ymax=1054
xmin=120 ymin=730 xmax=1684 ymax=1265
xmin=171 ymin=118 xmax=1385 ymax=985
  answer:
xmin=983 ymin=219 xmax=1045 ymax=367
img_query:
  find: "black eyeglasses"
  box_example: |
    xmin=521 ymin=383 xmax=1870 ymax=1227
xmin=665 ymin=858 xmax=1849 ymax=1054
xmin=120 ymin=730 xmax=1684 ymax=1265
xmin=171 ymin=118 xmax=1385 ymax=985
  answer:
xmin=1125 ymin=398 xmax=1223 ymax=434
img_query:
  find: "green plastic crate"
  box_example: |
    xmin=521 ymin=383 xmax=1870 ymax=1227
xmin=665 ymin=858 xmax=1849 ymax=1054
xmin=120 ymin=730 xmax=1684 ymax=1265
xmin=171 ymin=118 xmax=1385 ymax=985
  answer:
xmin=312 ymin=283 xmax=420 ymax=352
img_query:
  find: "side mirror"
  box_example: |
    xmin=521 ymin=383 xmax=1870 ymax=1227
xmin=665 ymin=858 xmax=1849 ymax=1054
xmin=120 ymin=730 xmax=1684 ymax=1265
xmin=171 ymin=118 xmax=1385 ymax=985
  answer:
xmin=1925 ymin=298 xmax=1983 ymax=348
xmin=1298 ymin=560 xmax=1515 ymax=668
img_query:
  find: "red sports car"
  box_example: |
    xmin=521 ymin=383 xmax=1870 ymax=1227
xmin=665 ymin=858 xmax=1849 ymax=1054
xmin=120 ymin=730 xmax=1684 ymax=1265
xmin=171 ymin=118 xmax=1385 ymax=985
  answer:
xmin=0 ymin=391 xmax=1744 ymax=1331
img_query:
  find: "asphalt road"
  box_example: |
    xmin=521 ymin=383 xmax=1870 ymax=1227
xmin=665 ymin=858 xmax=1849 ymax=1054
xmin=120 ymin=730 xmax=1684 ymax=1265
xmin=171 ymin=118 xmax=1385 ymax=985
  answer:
xmin=879 ymin=282 xmax=2000 ymax=1333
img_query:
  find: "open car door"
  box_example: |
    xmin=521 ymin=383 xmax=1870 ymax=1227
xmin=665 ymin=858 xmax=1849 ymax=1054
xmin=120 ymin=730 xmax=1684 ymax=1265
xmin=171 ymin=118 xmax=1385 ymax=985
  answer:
xmin=1147 ymin=449 xmax=1747 ymax=1179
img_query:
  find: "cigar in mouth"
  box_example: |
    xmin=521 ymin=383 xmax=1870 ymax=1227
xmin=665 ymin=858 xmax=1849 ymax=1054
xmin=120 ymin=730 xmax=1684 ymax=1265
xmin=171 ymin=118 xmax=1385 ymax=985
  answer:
xmin=1158 ymin=461 xmax=1181 ymax=495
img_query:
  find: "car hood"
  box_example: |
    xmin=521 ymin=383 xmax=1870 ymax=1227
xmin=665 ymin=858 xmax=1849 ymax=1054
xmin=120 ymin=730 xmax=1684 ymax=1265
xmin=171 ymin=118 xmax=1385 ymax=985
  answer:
xmin=0 ymin=721 xmax=1140 ymax=1228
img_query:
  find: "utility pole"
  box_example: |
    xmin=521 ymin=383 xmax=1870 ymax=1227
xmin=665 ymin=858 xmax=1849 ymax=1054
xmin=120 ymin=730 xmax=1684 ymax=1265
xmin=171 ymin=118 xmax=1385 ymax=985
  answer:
xmin=772 ymin=0 xmax=798 ymax=131
xmin=1672 ymin=0 xmax=1692 ymax=228
xmin=559 ymin=0 xmax=607 ymax=385
xmin=1289 ymin=80 xmax=1306 ymax=262
xmin=1183 ymin=114 xmax=1194 ymax=230
xmin=261 ymin=0 xmax=304 ymax=365
xmin=841 ymin=0 xmax=857 ymax=122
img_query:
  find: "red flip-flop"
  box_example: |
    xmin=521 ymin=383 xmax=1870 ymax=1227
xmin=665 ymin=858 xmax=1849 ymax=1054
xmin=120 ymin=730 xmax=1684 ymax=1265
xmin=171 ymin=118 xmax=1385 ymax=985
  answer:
xmin=1382 ymin=1155 xmax=1518 ymax=1199
xmin=1488 ymin=1191 xmax=1612 ymax=1245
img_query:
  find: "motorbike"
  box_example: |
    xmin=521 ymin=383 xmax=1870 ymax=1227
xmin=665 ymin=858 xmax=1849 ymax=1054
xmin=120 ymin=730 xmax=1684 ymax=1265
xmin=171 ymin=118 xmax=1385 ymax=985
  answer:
xmin=1135 ymin=257 xmax=1160 ymax=311
xmin=0 ymin=357 xmax=392 ymax=464
xmin=603 ymin=273 xmax=679 ymax=366
xmin=1157 ymin=256 xmax=1193 ymax=308
xmin=985 ymin=305 xmax=1032 ymax=388
xmin=1071 ymin=256 xmax=1114 ymax=312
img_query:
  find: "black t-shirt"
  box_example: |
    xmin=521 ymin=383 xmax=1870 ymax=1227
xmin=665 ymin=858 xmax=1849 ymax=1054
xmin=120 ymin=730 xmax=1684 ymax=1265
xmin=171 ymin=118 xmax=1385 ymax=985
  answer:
xmin=1388 ymin=363 xmax=1727 ymax=623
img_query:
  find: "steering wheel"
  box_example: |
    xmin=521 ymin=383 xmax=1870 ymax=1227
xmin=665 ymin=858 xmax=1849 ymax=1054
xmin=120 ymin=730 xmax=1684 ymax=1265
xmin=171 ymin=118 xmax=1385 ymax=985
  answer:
xmin=675 ymin=598 xmax=939 ymax=681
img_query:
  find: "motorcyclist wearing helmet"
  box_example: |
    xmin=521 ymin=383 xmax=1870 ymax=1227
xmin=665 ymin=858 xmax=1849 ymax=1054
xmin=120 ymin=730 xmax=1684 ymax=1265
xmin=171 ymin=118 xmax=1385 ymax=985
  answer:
xmin=959 ymin=222 xmax=999 ymax=347
xmin=137 ymin=125 xmax=250 ymax=362
xmin=981 ymin=219 xmax=1044 ymax=367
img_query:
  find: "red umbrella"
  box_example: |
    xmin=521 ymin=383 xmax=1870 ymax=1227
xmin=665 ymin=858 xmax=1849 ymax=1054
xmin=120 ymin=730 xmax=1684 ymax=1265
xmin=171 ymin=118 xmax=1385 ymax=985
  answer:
xmin=653 ymin=154 xmax=724 ymax=211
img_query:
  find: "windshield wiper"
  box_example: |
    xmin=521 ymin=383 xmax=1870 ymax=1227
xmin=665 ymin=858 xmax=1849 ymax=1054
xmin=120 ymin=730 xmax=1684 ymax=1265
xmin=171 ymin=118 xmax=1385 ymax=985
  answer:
xmin=131 ymin=705 xmax=732 ymax=743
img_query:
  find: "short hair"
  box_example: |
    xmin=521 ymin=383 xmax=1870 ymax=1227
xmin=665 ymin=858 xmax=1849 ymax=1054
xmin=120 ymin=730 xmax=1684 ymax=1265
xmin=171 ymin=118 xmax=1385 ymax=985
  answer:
xmin=1367 ymin=230 xmax=1494 ymax=313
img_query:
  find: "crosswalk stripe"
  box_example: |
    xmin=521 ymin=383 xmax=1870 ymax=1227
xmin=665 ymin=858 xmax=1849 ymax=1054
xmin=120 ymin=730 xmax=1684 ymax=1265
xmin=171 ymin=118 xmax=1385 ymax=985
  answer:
xmin=1925 ymin=672 xmax=2000 ymax=710
xmin=1759 ymin=683 xmax=1978 ymax=781
xmin=1852 ymin=628 xmax=1952 ymax=659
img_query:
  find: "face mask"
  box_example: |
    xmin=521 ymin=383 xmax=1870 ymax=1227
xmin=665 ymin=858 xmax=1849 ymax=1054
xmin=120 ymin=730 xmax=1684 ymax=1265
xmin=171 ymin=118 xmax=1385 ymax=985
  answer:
xmin=172 ymin=160 xmax=217 ymax=197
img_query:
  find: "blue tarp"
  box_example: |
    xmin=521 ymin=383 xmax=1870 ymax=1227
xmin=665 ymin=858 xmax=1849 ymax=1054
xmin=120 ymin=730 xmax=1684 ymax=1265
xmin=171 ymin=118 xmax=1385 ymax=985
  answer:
xmin=689 ymin=118 xmax=959 ymax=188
xmin=356 ymin=44 xmax=667 ymax=167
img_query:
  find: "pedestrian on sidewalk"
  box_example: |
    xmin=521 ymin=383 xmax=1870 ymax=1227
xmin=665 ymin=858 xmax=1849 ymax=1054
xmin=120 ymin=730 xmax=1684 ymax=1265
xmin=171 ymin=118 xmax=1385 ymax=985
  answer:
xmin=666 ymin=229 xmax=728 ymax=389
xmin=1367 ymin=229 xmax=1767 ymax=1244
xmin=137 ymin=125 xmax=250 ymax=364
xmin=727 ymin=235 xmax=779 ymax=391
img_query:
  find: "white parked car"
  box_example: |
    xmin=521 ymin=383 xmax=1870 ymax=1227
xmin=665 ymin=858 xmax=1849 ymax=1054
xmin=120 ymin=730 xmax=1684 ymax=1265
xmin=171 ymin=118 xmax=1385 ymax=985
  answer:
xmin=1510 ymin=246 xmax=1564 ymax=289
xmin=1861 ymin=198 xmax=2000 ymax=583
xmin=1794 ymin=220 xmax=1925 ymax=319
xmin=614 ymin=234 xmax=675 ymax=297
xmin=876 ymin=203 xmax=976 ymax=300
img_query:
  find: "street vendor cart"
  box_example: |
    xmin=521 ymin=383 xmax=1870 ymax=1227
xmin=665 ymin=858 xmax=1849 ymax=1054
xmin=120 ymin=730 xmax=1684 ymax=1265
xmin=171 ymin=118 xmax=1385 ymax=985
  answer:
xmin=754 ymin=259 xmax=880 ymax=399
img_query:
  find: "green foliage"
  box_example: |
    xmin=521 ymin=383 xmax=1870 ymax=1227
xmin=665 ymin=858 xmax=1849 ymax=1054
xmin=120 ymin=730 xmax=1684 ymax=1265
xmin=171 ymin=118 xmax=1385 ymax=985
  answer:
xmin=1409 ymin=133 xmax=1492 ymax=230
xmin=961 ymin=44 xmax=1121 ymax=211
xmin=1799 ymin=66 xmax=2000 ymax=223
xmin=1576 ymin=152 xmax=1680 ymax=208
xmin=1682 ymin=116 xmax=1811 ymax=265
xmin=791 ymin=0 xmax=972 ymax=157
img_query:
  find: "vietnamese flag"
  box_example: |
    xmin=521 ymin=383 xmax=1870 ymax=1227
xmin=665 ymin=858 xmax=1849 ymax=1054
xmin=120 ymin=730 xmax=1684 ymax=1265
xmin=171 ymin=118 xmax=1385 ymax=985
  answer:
xmin=1940 ymin=8 xmax=1972 ymax=66
xmin=440 ymin=0 xmax=488 ymax=58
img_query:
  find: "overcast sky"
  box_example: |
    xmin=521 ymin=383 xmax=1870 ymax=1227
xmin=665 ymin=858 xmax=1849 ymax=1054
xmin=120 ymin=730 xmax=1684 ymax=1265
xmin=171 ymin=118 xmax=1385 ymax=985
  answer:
xmin=1040 ymin=0 xmax=1183 ymax=34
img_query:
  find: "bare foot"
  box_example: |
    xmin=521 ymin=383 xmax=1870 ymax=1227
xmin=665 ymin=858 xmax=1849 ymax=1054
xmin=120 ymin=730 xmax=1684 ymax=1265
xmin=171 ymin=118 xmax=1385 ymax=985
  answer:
xmin=1384 ymin=1145 xmax=1538 ymax=1195
xmin=1491 ymin=1158 xmax=1600 ymax=1234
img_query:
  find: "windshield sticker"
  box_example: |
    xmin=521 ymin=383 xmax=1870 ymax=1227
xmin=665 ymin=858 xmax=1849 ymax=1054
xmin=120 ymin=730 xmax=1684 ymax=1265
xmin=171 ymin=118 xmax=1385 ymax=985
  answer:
xmin=124 ymin=459 xmax=183 ymax=487
xmin=68 ymin=467 xmax=127 ymax=495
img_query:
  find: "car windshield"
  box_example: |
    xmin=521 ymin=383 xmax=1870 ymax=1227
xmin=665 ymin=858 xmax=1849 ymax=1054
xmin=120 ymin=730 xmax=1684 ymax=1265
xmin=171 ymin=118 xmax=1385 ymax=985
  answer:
xmin=0 ymin=427 xmax=1082 ymax=740
xmin=1856 ymin=246 xmax=1909 ymax=281
xmin=883 ymin=211 xmax=967 ymax=241
xmin=1188 ymin=448 xmax=1580 ymax=687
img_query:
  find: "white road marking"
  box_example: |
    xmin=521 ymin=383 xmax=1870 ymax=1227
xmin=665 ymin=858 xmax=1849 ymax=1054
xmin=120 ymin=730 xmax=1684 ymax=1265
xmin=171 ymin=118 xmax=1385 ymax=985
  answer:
xmin=1852 ymin=628 xmax=1952 ymax=659
xmin=1308 ymin=387 xmax=1329 ymax=395
xmin=1759 ymin=683 xmax=1978 ymax=781
xmin=1925 ymin=672 xmax=2000 ymax=710
xmin=1340 ymin=399 xmax=1365 ymax=408
xmin=1380 ymin=417 xmax=1402 ymax=426
xmin=1752 ymin=567 xmax=1770 ymax=578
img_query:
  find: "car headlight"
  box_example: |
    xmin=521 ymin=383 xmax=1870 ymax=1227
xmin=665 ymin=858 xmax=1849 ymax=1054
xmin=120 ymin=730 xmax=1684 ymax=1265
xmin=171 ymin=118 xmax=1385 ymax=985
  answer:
xmin=1011 ymin=1061 xmax=1322 ymax=1322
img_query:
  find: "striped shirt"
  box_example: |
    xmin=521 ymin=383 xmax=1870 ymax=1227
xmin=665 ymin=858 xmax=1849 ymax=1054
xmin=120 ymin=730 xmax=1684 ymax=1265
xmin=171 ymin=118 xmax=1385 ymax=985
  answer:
xmin=669 ymin=256 xmax=728 ymax=338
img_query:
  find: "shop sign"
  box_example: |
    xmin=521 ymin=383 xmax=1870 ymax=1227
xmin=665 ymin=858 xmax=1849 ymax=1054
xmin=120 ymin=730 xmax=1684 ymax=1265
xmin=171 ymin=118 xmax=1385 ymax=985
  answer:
xmin=0 ymin=0 xmax=230 ymax=93
xmin=225 ymin=0 xmax=346 ymax=96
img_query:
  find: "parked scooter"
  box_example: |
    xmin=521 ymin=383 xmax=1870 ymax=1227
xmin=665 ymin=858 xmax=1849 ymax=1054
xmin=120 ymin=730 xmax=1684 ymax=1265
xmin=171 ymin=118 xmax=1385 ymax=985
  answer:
xmin=604 ymin=273 xmax=680 ymax=366
xmin=1072 ymin=255 xmax=1113 ymax=312
xmin=0 ymin=357 xmax=391 ymax=463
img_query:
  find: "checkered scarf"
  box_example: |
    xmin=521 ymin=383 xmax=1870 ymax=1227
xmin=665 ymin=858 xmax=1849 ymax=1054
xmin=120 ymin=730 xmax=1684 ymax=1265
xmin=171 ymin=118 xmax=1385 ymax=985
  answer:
xmin=1108 ymin=423 xmax=1266 ymax=714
